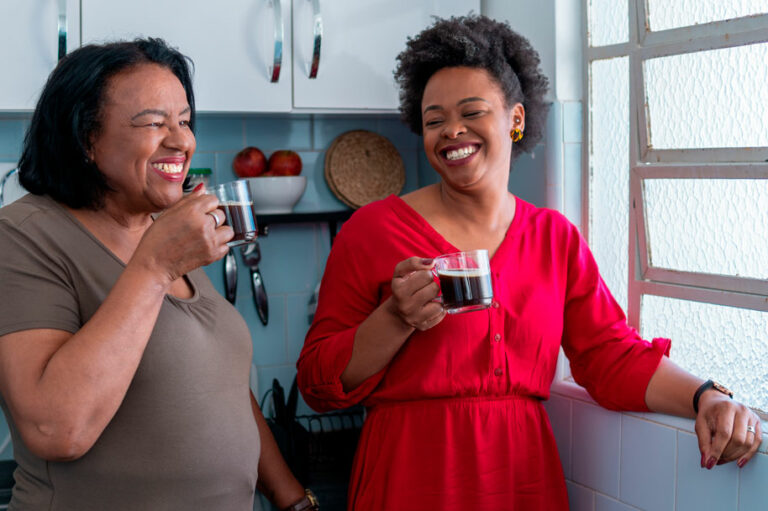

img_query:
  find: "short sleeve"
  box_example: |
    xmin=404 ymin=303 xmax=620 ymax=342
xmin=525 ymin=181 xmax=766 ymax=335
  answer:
xmin=561 ymin=224 xmax=670 ymax=412
xmin=0 ymin=218 xmax=80 ymax=336
xmin=296 ymin=217 xmax=388 ymax=412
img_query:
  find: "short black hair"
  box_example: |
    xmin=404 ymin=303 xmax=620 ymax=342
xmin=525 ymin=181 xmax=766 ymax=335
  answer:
xmin=394 ymin=15 xmax=549 ymax=159
xmin=18 ymin=38 xmax=195 ymax=210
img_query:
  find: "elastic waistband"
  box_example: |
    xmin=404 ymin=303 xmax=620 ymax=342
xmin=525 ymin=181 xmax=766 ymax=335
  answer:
xmin=368 ymin=393 xmax=543 ymax=412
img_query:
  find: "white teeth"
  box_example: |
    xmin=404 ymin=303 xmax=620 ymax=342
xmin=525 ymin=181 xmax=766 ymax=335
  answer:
xmin=152 ymin=163 xmax=183 ymax=174
xmin=445 ymin=146 xmax=477 ymax=161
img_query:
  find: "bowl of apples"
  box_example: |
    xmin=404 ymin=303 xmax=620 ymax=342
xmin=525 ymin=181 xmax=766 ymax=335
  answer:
xmin=233 ymin=147 xmax=306 ymax=214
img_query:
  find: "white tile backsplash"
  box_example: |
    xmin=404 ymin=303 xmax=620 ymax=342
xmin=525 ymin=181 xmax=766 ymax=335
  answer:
xmin=547 ymin=391 xmax=766 ymax=511
xmin=676 ymin=431 xmax=739 ymax=511
xmin=572 ymin=401 xmax=621 ymax=497
xmin=619 ymin=416 xmax=676 ymax=510
xmin=567 ymin=480 xmax=596 ymax=511
xmin=738 ymin=450 xmax=768 ymax=510
xmin=543 ymin=393 xmax=573 ymax=479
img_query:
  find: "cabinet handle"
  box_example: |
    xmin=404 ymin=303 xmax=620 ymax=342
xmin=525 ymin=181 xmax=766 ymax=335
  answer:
xmin=308 ymin=0 xmax=322 ymax=79
xmin=57 ymin=0 xmax=67 ymax=61
xmin=269 ymin=0 xmax=283 ymax=83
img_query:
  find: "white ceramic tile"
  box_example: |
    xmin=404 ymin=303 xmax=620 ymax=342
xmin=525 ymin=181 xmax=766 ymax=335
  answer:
xmin=619 ymin=416 xmax=675 ymax=511
xmin=544 ymin=394 xmax=573 ymax=478
xmin=738 ymin=451 xmax=768 ymax=510
xmin=567 ymin=480 xmax=595 ymax=511
xmin=595 ymin=494 xmax=638 ymax=511
xmin=676 ymin=431 xmax=738 ymax=510
xmin=572 ymin=401 xmax=621 ymax=497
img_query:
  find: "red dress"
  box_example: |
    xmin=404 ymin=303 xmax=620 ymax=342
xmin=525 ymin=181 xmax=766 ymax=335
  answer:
xmin=297 ymin=195 xmax=669 ymax=510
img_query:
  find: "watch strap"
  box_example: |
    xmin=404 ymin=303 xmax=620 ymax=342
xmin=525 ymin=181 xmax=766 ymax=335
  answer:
xmin=283 ymin=489 xmax=319 ymax=511
xmin=693 ymin=379 xmax=733 ymax=413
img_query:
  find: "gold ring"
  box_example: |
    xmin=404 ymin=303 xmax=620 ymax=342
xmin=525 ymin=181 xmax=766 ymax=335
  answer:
xmin=206 ymin=211 xmax=220 ymax=229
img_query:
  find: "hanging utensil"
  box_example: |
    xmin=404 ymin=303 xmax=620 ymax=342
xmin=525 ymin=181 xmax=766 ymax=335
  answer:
xmin=241 ymin=241 xmax=268 ymax=326
xmin=223 ymin=248 xmax=238 ymax=304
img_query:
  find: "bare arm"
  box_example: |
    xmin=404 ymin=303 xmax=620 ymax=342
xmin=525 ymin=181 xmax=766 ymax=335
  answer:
xmin=339 ymin=257 xmax=445 ymax=392
xmin=250 ymin=392 xmax=305 ymax=509
xmin=0 ymin=191 xmax=231 ymax=461
xmin=645 ymin=356 xmax=762 ymax=468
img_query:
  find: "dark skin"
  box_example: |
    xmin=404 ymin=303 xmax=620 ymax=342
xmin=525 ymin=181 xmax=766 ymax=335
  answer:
xmin=0 ymin=63 xmax=305 ymax=508
xmin=341 ymin=65 xmax=762 ymax=469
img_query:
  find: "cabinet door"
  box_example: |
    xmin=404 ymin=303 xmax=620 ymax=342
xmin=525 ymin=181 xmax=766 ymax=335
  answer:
xmin=82 ymin=0 xmax=292 ymax=113
xmin=0 ymin=0 xmax=80 ymax=110
xmin=292 ymin=0 xmax=479 ymax=110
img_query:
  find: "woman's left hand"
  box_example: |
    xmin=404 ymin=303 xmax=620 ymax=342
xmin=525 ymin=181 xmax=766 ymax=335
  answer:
xmin=696 ymin=392 xmax=763 ymax=469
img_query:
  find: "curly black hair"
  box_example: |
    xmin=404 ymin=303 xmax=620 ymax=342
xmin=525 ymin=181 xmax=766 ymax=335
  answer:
xmin=394 ymin=15 xmax=549 ymax=159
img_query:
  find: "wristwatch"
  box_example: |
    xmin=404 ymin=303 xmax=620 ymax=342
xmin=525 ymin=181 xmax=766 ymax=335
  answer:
xmin=693 ymin=379 xmax=733 ymax=414
xmin=283 ymin=489 xmax=319 ymax=511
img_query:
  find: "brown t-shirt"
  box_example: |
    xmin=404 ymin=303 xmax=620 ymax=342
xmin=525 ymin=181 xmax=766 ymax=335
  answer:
xmin=0 ymin=194 xmax=260 ymax=510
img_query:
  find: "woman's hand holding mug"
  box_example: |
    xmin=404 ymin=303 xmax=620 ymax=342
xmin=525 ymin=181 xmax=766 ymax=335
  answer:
xmin=389 ymin=257 xmax=445 ymax=331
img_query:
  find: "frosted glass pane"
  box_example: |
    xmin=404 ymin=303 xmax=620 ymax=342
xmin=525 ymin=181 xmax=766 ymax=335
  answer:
xmin=589 ymin=57 xmax=629 ymax=309
xmin=645 ymin=179 xmax=768 ymax=279
xmin=641 ymin=295 xmax=768 ymax=412
xmin=645 ymin=44 xmax=768 ymax=149
xmin=588 ymin=0 xmax=628 ymax=46
xmin=648 ymin=0 xmax=767 ymax=32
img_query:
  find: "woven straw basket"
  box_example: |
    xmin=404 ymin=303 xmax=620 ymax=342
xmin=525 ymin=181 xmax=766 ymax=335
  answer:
xmin=324 ymin=130 xmax=405 ymax=209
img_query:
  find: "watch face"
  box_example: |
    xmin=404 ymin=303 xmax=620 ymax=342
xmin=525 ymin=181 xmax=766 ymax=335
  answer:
xmin=305 ymin=490 xmax=319 ymax=508
xmin=712 ymin=381 xmax=734 ymax=398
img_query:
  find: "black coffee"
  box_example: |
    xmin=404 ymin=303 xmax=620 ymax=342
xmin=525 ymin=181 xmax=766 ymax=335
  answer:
xmin=437 ymin=269 xmax=493 ymax=311
xmin=218 ymin=202 xmax=257 ymax=243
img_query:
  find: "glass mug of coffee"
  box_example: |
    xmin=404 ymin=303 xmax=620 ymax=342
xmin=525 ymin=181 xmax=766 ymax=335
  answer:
xmin=211 ymin=180 xmax=258 ymax=246
xmin=432 ymin=249 xmax=494 ymax=314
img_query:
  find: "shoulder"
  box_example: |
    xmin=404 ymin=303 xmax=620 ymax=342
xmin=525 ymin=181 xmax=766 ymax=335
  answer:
xmin=337 ymin=195 xmax=401 ymax=237
xmin=0 ymin=194 xmax=65 ymax=230
xmin=516 ymin=197 xmax=580 ymax=240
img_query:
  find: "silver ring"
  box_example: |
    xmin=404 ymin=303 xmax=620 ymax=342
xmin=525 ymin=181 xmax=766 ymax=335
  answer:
xmin=747 ymin=425 xmax=756 ymax=434
xmin=206 ymin=211 xmax=220 ymax=229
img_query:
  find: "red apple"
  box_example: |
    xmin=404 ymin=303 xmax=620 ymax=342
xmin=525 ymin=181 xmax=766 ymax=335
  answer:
xmin=266 ymin=150 xmax=302 ymax=176
xmin=233 ymin=146 xmax=267 ymax=178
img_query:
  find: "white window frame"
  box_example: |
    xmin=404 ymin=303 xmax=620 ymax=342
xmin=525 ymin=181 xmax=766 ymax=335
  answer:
xmin=553 ymin=1 xmax=768 ymax=424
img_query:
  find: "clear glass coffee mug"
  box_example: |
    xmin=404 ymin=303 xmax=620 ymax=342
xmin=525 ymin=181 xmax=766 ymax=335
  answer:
xmin=431 ymin=249 xmax=494 ymax=314
xmin=211 ymin=180 xmax=258 ymax=247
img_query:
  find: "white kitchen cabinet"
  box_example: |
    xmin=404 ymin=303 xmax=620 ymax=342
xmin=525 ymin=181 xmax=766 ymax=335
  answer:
xmin=0 ymin=0 xmax=80 ymax=110
xmin=81 ymin=0 xmax=293 ymax=113
xmin=52 ymin=0 xmax=479 ymax=113
xmin=291 ymin=0 xmax=479 ymax=110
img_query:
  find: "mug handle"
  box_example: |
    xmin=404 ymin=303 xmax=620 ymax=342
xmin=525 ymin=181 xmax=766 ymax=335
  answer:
xmin=430 ymin=266 xmax=444 ymax=305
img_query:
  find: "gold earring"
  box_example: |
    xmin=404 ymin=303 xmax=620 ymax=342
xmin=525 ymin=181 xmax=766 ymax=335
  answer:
xmin=510 ymin=128 xmax=523 ymax=143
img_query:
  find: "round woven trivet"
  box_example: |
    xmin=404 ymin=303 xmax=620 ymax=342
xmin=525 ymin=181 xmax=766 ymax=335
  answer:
xmin=324 ymin=130 xmax=405 ymax=209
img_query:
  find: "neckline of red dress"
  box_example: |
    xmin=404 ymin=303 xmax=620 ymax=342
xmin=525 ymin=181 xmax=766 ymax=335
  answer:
xmin=385 ymin=194 xmax=527 ymax=264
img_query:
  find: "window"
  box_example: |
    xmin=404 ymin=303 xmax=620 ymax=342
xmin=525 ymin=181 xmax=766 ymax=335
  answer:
xmin=586 ymin=0 xmax=768 ymax=412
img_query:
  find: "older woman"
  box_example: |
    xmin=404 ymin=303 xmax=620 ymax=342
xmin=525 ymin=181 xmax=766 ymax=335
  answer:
xmin=0 ymin=39 xmax=317 ymax=511
xmin=297 ymin=15 xmax=762 ymax=510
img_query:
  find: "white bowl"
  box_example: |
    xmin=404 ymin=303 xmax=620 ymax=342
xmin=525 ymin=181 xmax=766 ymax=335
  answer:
xmin=246 ymin=176 xmax=307 ymax=214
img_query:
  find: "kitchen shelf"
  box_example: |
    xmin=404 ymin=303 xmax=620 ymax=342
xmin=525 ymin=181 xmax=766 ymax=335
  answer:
xmin=256 ymin=210 xmax=354 ymax=245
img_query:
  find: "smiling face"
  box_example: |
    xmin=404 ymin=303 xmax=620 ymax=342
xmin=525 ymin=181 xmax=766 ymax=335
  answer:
xmin=421 ymin=66 xmax=524 ymax=192
xmin=89 ymin=63 xmax=196 ymax=216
